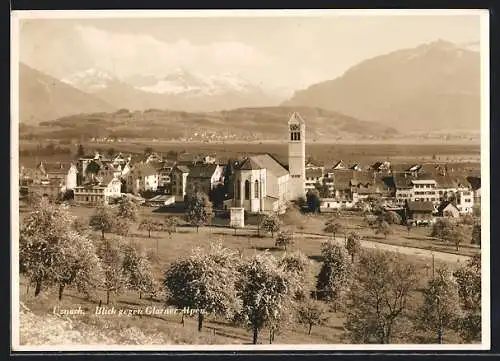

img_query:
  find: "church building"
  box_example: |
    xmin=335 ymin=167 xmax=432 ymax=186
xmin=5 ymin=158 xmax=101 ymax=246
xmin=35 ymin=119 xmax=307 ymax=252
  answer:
xmin=230 ymin=112 xmax=306 ymax=214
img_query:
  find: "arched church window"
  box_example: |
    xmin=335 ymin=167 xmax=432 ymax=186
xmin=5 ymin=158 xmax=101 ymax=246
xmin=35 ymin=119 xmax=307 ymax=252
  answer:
xmin=245 ymin=180 xmax=250 ymax=200
xmin=254 ymin=180 xmax=259 ymax=198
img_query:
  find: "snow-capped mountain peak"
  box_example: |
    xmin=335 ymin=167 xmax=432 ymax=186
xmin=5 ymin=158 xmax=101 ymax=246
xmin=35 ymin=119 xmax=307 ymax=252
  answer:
xmin=137 ymin=69 xmax=260 ymax=96
xmin=61 ymin=68 xmax=119 ymax=93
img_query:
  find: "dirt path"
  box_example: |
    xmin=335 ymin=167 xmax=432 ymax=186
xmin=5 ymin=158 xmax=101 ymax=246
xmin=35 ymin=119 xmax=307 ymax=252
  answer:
xmin=201 ymin=226 xmax=471 ymax=264
xmin=302 ymin=233 xmax=470 ymax=264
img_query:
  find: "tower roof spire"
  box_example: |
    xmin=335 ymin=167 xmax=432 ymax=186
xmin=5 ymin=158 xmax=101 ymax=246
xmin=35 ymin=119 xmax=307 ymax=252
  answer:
xmin=288 ymin=112 xmax=305 ymax=124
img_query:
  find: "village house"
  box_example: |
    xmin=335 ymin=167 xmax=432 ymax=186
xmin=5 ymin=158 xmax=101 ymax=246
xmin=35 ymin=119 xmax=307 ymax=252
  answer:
xmin=185 ymin=164 xmax=225 ymax=196
xmin=36 ymin=162 xmax=78 ymax=191
xmin=305 ymin=168 xmax=324 ymax=192
xmin=126 ymin=162 xmax=159 ymax=194
xmin=171 ymin=164 xmax=191 ymax=202
xmin=111 ymin=153 xmax=129 ymax=168
xmin=405 ymin=201 xmax=436 ymax=223
xmin=144 ymin=152 xmax=163 ymax=164
xmin=305 ymin=159 xmax=324 ymax=171
xmin=320 ymin=197 xmax=355 ymax=212
xmin=438 ymin=201 xmax=461 ymax=218
xmin=200 ymin=153 xmax=217 ymax=164
xmin=73 ymin=175 xmax=122 ymax=205
xmin=156 ymin=161 xmax=175 ymax=192
xmin=370 ymin=161 xmax=391 ymax=174
xmin=321 ymin=169 xmax=336 ymax=195
xmin=77 ymin=152 xmax=106 ymax=178
xmin=332 ymin=160 xmax=348 ymax=170
xmin=349 ymin=163 xmax=363 ymax=172
xmin=467 ymin=175 xmax=481 ymax=206
xmin=176 ymin=152 xmax=199 ymax=166
xmin=455 ymin=190 xmax=474 ymax=214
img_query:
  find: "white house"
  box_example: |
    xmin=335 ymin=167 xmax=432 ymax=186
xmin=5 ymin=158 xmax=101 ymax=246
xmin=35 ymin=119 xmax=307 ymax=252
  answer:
xmin=74 ymin=175 xmax=121 ymax=205
xmin=37 ymin=162 xmax=78 ymax=191
xmin=127 ymin=162 xmax=159 ymax=194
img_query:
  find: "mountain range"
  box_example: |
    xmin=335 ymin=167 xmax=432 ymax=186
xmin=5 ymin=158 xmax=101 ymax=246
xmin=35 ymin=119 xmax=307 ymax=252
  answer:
xmin=60 ymin=67 xmax=281 ymax=113
xmin=18 ymin=39 xmax=480 ymax=134
xmin=18 ymin=63 xmax=116 ymax=123
xmin=283 ymin=40 xmax=480 ymax=132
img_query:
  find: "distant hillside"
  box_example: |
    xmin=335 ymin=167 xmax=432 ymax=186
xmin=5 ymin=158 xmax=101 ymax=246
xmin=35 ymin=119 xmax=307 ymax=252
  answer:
xmin=19 ymin=63 xmax=116 ymax=124
xmin=20 ymin=106 xmax=398 ymax=142
xmin=283 ymin=40 xmax=480 ymax=132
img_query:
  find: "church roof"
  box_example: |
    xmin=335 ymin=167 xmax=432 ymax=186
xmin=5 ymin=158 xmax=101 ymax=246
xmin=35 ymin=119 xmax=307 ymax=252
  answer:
xmin=239 ymin=158 xmax=263 ymax=170
xmin=288 ymin=112 xmax=305 ymax=124
xmin=241 ymin=154 xmax=288 ymax=178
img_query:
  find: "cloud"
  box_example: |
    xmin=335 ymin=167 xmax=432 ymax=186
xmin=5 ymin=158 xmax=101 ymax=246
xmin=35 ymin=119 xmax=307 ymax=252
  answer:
xmin=74 ymin=25 xmax=273 ymax=78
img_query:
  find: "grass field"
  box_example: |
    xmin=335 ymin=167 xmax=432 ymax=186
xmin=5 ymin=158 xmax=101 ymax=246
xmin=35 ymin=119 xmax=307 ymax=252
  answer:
xmin=18 ymin=203 xmax=472 ymax=345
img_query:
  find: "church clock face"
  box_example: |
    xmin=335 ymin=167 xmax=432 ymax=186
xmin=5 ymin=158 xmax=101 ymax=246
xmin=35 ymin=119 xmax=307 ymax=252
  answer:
xmin=290 ymin=124 xmax=300 ymax=131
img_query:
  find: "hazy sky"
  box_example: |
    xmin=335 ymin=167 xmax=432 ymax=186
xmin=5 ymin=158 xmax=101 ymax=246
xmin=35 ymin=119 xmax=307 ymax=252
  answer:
xmin=18 ymin=12 xmax=482 ymax=94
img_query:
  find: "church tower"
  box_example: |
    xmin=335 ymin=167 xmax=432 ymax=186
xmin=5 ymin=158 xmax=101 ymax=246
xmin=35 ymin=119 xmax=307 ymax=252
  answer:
xmin=287 ymin=112 xmax=306 ymax=200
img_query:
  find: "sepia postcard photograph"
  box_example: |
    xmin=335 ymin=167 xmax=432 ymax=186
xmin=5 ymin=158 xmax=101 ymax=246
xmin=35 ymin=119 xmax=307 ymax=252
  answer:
xmin=11 ymin=9 xmax=490 ymax=352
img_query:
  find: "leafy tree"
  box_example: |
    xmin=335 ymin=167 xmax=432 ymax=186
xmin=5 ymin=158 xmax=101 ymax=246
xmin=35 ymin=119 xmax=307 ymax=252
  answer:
xmin=164 ymin=216 xmax=180 ymax=237
xmin=77 ymin=144 xmax=85 ymax=157
xmin=314 ymin=182 xmax=331 ymax=198
xmin=375 ymin=220 xmax=392 ymax=239
xmin=116 ymin=197 xmax=139 ymax=222
xmin=72 ymin=217 xmax=90 ymax=234
xmin=96 ymin=237 xmax=127 ymax=305
xmin=296 ymin=196 xmax=307 ymax=210
xmin=344 ymin=250 xmax=417 ymax=344
xmin=306 ymin=189 xmax=321 ymax=213
xmin=144 ymin=146 xmax=154 ymax=155
xmin=431 ymin=218 xmax=454 ymax=242
xmin=164 ymin=242 xmax=241 ymax=332
xmin=121 ymin=244 xmax=158 ymax=299
xmin=279 ymin=251 xmax=309 ymax=279
xmin=415 ymin=267 xmax=460 ymax=344
xmin=138 ymin=218 xmax=163 ymax=238
xmin=260 ymin=213 xmax=281 ymax=238
xmin=53 ymin=231 xmax=104 ymax=301
xmin=346 ymin=231 xmax=361 ymax=263
xmin=106 ymin=148 xmax=116 ymax=157
xmin=209 ymin=183 xmax=226 ymax=210
xmin=461 ymin=214 xmax=475 ymax=226
xmin=296 ymin=298 xmax=329 ymax=335
xmin=89 ymin=205 xmax=116 ymax=239
xmin=85 ymin=161 xmax=101 ymax=176
xmin=19 ymin=201 xmax=74 ymax=296
xmin=324 ymin=219 xmax=343 ymax=239
xmin=275 ymin=231 xmax=294 ymax=251
xmin=281 ymin=205 xmax=306 ymax=233
xmin=315 ymin=240 xmax=352 ymax=312
xmin=453 ymin=255 xmax=481 ymax=342
xmin=406 ymin=221 xmax=413 ymax=236
xmin=236 ymin=252 xmax=300 ymax=344
xmin=379 ymin=210 xmax=402 ymax=225
xmin=184 ymin=192 xmax=212 ymax=232
xmin=20 ymin=201 xmax=103 ymax=299
xmin=471 ymin=223 xmax=481 ymax=246
xmin=444 ymin=225 xmax=466 ymax=251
